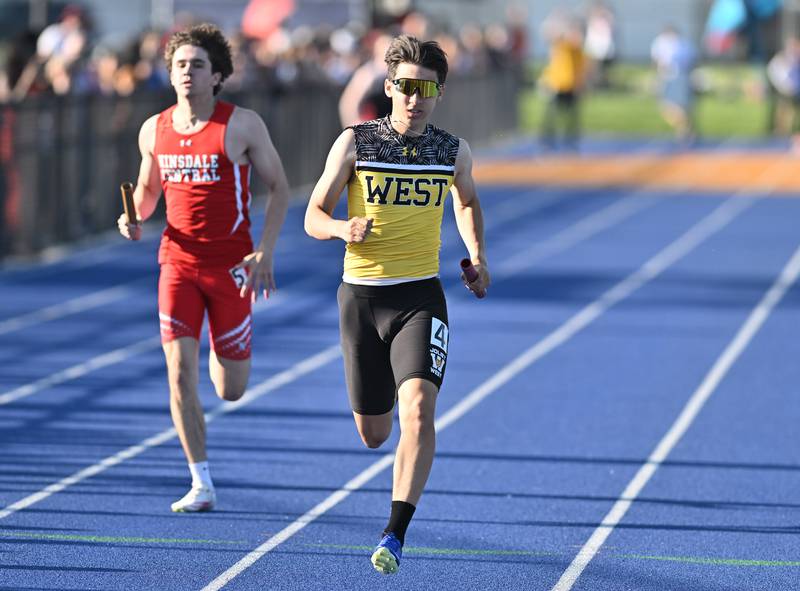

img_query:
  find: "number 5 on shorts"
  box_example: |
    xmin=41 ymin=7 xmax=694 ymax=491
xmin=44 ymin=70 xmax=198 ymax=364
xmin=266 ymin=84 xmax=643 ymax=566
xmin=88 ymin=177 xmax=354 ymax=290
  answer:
xmin=229 ymin=266 xmax=248 ymax=289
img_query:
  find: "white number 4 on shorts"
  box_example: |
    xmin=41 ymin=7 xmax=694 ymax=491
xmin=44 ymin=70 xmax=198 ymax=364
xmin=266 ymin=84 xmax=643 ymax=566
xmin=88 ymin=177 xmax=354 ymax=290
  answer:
xmin=430 ymin=317 xmax=448 ymax=353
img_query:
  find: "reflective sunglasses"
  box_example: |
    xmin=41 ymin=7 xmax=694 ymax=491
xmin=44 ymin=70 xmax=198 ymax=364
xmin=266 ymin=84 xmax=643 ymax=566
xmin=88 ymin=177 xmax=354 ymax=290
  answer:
xmin=391 ymin=78 xmax=442 ymax=98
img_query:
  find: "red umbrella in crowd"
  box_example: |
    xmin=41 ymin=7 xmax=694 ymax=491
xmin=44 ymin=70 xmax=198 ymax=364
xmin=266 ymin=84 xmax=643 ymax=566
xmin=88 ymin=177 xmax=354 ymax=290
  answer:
xmin=241 ymin=0 xmax=296 ymax=40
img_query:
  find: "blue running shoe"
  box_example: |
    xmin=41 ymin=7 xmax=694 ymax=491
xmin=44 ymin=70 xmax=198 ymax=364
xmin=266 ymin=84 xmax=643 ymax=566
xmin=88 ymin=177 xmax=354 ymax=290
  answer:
xmin=371 ymin=532 xmax=402 ymax=575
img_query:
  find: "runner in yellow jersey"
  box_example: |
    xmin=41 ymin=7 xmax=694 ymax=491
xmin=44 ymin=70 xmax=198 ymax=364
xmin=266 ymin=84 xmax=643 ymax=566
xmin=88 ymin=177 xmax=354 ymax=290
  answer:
xmin=304 ymin=34 xmax=490 ymax=575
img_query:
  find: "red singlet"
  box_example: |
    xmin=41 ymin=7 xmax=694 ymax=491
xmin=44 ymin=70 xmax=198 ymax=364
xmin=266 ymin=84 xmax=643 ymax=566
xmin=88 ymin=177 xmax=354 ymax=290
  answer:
xmin=155 ymin=100 xmax=253 ymax=267
xmin=153 ymin=100 xmax=253 ymax=359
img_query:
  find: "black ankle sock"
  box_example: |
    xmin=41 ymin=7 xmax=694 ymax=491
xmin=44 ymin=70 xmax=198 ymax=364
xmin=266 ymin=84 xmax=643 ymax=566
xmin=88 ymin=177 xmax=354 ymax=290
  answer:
xmin=383 ymin=500 xmax=416 ymax=546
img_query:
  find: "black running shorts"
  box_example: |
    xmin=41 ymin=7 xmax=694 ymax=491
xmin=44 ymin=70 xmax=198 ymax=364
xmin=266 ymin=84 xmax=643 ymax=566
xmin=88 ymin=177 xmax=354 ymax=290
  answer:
xmin=337 ymin=278 xmax=449 ymax=415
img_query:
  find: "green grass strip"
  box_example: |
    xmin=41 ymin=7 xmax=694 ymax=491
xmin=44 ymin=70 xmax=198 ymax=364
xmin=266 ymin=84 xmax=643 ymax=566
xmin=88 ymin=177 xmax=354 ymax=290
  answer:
xmin=621 ymin=554 xmax=800 ymax=567
xmin=308 ymin=543 xmax=556 ymax=557
xmin=308 ymin=544 xmax=800 ymax=567
xmin=0 ymin=531 xmax=243 ymax=545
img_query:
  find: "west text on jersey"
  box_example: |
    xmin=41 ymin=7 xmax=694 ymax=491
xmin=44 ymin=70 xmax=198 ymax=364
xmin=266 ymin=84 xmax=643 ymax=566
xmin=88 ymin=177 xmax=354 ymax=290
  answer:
xmin=364 ymin=175 xmax=449 ymax=207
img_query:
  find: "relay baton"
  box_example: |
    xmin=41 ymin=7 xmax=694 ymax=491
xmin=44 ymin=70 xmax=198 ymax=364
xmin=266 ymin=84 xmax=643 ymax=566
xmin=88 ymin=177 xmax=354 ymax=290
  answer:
xmin=120 ymin=182 xmax=137 ymax=224
xmin=460 ymin=258 xmax=485 ymax=299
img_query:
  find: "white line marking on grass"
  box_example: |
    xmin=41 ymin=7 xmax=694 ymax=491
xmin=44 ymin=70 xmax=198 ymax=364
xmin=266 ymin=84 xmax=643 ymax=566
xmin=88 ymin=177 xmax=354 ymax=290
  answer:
xmin=0 ymin=344 xmax=341 ymax=521
xmin=201 ymin=192 xmax=760 ymax=590
xmin=551 ymin=241 xmax=800 ymax=591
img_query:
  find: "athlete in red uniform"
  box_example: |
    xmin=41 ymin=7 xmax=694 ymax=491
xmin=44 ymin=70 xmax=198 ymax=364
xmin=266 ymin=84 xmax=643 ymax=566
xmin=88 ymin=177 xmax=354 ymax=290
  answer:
xmin=117 ymin=24 xmax=289 ymax=512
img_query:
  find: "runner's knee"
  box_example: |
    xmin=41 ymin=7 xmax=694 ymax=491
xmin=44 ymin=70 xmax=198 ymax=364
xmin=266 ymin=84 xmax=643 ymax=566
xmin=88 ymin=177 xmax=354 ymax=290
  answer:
xmin=166 ymin=358 xmax=196 ymax=397
xmin=214 ymin=383 xmax=246 ymax=402
xmin=399 ymin=397 xmax=434 ymax=438
xmin=210 ymin=355 xmax=250 ymax=401
xmin=360 ymin=431 xmax=390 ymax=449
xmin=357 ymin=420 xmax=391 ymax=448
xmin=398 ymin=382 xmax=436 ymax=438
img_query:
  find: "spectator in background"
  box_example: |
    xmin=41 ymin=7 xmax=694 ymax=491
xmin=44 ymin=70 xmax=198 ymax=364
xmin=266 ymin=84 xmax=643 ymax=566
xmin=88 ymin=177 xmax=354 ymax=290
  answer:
xmin=86 ymin=46 xmax=121 ymax=96
xmin=36 ymin=4 xmax=89 ymax=67
xmin=505 ymin=3 xmax=531 ymax=85
xmin=484 ymin=23 xmax=513 ymax=70
xmin=457 ymin=24 xmax=489 ymax=75
xmin=2 ymin=31 xmax=42 ymax=101
xmin=539 ymin=12 xmax=588 ymax=150
xmin=584 ymin=1 xmax=617 ymax=88
xmin=3 ymin=8 xmax=521 ymax=105
xmin=767 ymin=36 xmax=800 ymax=153
xmin=43 ymin=55 xmax=73 ymax=95
xmin=133 ymin=30 xmax=170 ymax=91
xmin=4 ymin=3 xmax=93 ymax=98
xmin=287 ymin=25 xmax=333 ymax=84
xmin=223 ymin=33 xmax=261 ymax=92
xmin=433 ymin=31 xmax=461 ymax=74
xmin=651 ymin=25 xmax=696 ymax=142
xmin=338 ymin=31 xmax=393 ymax=128
xmin=0 ymin=103 xmax=20 ymax=253
xmin=1 ymin=33 xmax=27 ymax=100
xmin=0 ymin=31 xmax=39 ymax=255
xmin=400 ymin=11 xmax=430 ymax=40
xmin=325 ymin=26 xmax=362 ymax=85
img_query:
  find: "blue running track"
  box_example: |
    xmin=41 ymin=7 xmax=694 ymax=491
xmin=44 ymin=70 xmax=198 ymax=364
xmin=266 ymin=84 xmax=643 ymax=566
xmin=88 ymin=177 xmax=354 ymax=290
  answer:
xmin=0 ymin=141 xmax=799 ymax=591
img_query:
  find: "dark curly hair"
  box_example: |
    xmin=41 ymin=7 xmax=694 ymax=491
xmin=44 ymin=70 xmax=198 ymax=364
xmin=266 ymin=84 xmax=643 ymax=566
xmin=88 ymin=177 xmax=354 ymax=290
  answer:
xmin=164 ymin=23 xmax=233 ymax=95
xmin=384 ymin=35 xmax=448 ymax=84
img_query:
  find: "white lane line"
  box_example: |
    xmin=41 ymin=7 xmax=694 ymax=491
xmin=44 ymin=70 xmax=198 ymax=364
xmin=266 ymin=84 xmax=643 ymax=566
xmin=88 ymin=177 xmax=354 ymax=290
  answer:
xmin=0 ymin=197 xmax=315 ymax=327
xmin=0 ymin=184 xmax=659 ymax=534
xmin=0 ymin=189 xmax=526 ymax=331
xmin=0 ymin=195 xmax=310 ymax=274
xmin=0 ymin=186 xmax=639 ymax=407
xmin=201 ymin=193 xmax=758 ymax=591
xmin=0 ymin=344 xmax=341 ymax=521
xmin=492 ymin=136 xmax=754 ymax=280
xmin=551 ymin=241 xmax=800 ymax=591
xmin=0 ymin=273 xmax=334 ymax=407
xmin=0 ymin=428 xmax=178 ymax=520
xmin=480 ymin=189 xmax=567 ymax=232
xmin=0 ymin=282 xmax=145 ymax=336
xmin=0 ymin=336 xmax=162 ymax=406
xmin=494 ymin=195 xmax=657 ymax=278
xmin=0 ymin=189 xmax=553 ymax=510
xmin=0 ymin=275 xmax=327 ymax=406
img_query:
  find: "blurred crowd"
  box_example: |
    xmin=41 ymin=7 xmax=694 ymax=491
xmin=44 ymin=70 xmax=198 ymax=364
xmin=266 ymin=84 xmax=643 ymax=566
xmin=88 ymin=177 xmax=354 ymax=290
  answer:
xmin=5 ymin=0 xmax=798 ymax=148
xmin=534 ymin=1 xmax=699 ymax=147
xmin=536 ymin=1 xmax=618 ymax=149
xmin=0 ymin=4 xmax=527 ymax=112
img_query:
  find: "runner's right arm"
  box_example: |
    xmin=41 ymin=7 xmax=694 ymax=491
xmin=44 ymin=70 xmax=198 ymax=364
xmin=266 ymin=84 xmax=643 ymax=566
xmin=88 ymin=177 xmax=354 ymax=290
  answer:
xmin=304 ymin=129 xmax=371 ymax=243
xmin=118 ymin=115 xmax=162 ymax=241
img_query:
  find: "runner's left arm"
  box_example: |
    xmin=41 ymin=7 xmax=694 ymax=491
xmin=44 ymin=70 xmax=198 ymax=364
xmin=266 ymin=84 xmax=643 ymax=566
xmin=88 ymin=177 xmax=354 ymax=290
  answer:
xmin=235 ymin=109 xmax=290 ymax=300
xmin=451 ymin=138 xmax=490 ymax=295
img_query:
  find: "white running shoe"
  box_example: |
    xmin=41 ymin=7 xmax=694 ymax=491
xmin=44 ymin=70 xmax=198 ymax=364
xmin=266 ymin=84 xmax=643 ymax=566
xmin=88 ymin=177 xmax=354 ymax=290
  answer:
xmin=170 ymin=486 xmax=216 ymax=513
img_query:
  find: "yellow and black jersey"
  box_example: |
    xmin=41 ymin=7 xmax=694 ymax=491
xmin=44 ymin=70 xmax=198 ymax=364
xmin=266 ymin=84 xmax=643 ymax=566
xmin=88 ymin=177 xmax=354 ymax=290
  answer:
xmin=344 ymin=116 xmax=461 ymax=283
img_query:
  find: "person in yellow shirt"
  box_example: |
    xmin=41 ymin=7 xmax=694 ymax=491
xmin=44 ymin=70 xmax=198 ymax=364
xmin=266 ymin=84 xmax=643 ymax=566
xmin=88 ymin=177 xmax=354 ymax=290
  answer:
xmin=304 ymin=34 xmax=489 ymax=575
xmin=539 ymin=15 xmax=588 ymax=150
